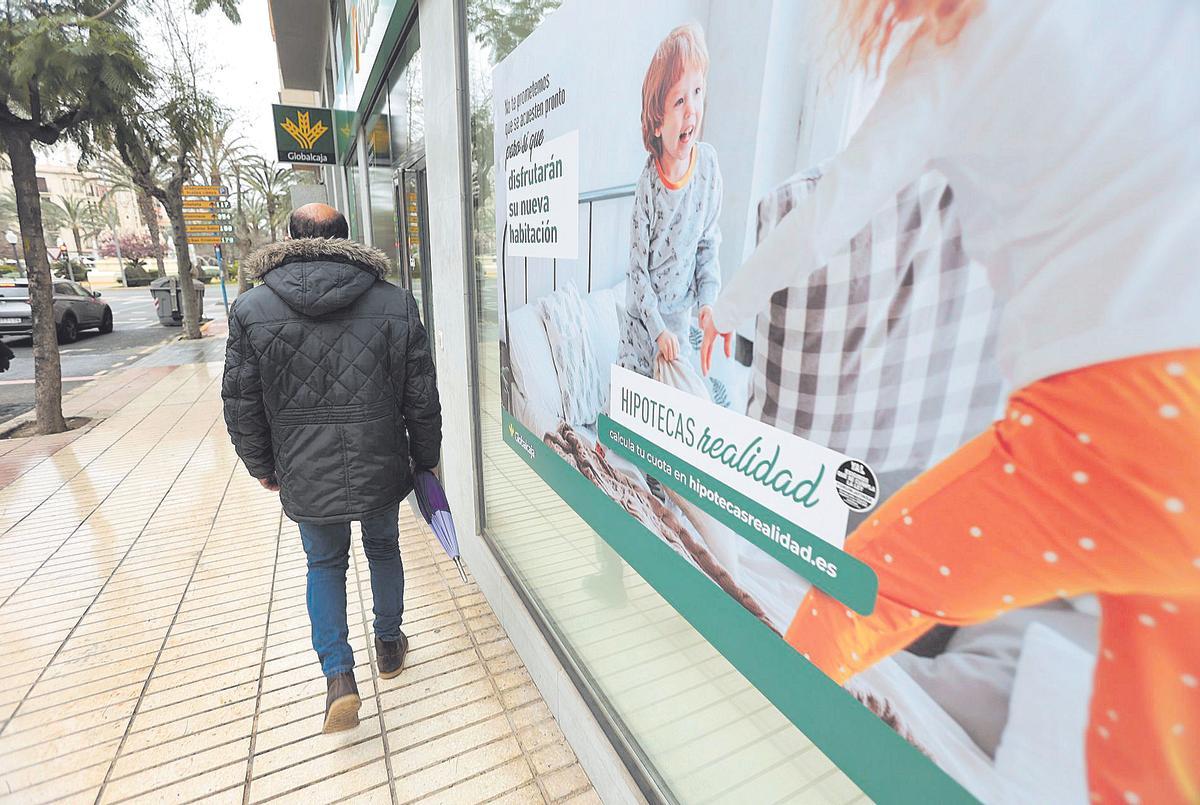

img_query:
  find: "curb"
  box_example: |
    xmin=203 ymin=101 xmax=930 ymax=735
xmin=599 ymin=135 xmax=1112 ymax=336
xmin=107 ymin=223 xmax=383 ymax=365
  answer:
xmin=0 ymin=320 xmax=218 ymax=435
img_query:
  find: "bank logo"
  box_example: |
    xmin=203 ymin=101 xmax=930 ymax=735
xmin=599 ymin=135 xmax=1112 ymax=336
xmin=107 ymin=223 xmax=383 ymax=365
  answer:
xmin=280 ymin=111 xmax=329 ymax=150
xmin=273 ymin=104 xmax=336 ymax=165
xmin=508 ymin=423 xmax=536 ymax=461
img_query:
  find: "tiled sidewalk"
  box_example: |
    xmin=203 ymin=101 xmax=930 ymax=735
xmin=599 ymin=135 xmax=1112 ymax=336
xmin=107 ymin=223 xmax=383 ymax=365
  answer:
xmin=0 ymin=357 xmax=597 ymax=804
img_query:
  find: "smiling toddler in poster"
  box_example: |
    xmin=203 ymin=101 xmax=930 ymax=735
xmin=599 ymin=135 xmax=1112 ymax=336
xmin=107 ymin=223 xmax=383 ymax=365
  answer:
xmin=617 ymin=23 xmax=724 ymax=377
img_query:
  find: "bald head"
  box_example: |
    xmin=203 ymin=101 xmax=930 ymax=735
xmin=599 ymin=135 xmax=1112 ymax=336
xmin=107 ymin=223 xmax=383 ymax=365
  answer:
xmin=288 ymin=203 xmax=349 ymax=240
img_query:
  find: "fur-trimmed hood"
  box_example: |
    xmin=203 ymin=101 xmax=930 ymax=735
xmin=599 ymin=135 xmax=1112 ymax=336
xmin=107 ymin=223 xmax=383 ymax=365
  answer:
xmin=245 ymin=238 xmax=393 ymax=317
xmin=243 ymin=237 xmax=391 ymax=280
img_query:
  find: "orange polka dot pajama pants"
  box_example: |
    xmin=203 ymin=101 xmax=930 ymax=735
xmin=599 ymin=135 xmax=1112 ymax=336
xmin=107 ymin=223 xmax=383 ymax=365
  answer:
xmin=785 ymin=350 xmax=1200 ymax=804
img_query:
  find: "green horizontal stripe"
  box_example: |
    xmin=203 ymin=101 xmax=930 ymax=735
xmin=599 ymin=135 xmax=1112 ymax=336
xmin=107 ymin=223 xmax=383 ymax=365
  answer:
xmin=502 ymin=411 xmax=974 ymax=804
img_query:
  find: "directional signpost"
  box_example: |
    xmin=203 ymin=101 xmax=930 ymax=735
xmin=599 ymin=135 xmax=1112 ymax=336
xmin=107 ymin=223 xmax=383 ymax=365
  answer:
xmin=182 ymin=184 xmax=233 ymax=315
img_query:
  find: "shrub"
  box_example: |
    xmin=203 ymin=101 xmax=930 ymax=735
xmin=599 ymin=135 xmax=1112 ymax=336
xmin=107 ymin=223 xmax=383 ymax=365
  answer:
xmin=118 ymin=259 xmax=160 ymax=287
xmin=53 ymin=259 xmax=89 ymax=281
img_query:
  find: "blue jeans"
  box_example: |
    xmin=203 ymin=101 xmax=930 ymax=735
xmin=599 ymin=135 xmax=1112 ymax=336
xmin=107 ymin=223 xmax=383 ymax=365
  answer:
xmin=298 ymin=504 xmax=405 ymax=678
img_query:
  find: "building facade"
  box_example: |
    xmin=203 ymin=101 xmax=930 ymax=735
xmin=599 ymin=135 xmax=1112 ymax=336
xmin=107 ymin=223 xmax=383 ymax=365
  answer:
xmin=268 ymin=2 xmax=1138 ymax=803
xmin=268 ymin=2 xmax=886 ymax=802
xmin=1 ymin=151 xmax=149 ymax=260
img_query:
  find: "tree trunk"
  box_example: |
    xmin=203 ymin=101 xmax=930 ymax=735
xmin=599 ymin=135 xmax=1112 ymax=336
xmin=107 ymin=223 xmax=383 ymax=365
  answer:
xmin=163 ymin=193 xmax=202 ymax=339
xmin=67 ymin=226 xmax=81 ymax=282
xmin=1 ymin=129 xmax=67 ymax=434
xmin=136 ymin=189 xmax=166 ymax=275
xmin=236 ymin=171 xmax=250 ymax=294
xmin=267 ymin=198 xmax=277 ymax=243
xmin=113 ymin=226 xmax=126 ymax=288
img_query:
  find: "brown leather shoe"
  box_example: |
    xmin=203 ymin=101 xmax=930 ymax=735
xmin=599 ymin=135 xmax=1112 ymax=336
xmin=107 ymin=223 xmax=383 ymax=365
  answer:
xmin=376 ymin=632 xmax=409 ymax=679
xmin=322 ymin=672 xmax=361 ymax=733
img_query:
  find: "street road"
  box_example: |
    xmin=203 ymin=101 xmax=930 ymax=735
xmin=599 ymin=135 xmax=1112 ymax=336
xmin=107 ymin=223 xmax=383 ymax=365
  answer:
xmin=0 ymin=284 xmax=236 ymax=423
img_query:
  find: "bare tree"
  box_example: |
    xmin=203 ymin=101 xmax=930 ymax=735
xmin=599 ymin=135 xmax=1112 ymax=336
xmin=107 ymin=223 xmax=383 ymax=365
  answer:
xmin=111 ymin=0 xmax=238 ymax=339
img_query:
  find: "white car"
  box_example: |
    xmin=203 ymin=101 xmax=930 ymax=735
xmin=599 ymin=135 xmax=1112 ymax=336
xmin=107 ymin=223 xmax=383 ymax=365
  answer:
xmin=0 ymin=278 xmax=113 ymax=343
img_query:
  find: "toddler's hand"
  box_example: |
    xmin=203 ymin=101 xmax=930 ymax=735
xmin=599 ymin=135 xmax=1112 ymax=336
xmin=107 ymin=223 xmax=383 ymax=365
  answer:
xmin=699 ymin=306 xmax=732 ymax=376
xmin=656 ymin=331 xmax=680 ymax=363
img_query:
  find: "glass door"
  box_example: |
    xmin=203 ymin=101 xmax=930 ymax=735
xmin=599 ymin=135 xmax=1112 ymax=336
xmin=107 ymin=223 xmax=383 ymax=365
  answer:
xmin=396 ymin=158 xmax=434 ymax=351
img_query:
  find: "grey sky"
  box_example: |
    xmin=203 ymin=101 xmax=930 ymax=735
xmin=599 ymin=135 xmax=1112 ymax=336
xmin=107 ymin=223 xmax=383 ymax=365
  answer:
xmin=189 ymin=1 xmax=282 ymax=161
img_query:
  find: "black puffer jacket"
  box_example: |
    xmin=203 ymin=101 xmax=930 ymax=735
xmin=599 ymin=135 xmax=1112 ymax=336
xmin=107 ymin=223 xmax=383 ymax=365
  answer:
xmin=222 ymin=238 xmax=441 ymax=524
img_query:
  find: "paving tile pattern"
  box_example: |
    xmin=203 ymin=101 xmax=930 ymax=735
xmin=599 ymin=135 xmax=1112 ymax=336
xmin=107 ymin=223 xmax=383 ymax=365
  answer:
xmin=0 ymin=361 xmax=595 ymax=805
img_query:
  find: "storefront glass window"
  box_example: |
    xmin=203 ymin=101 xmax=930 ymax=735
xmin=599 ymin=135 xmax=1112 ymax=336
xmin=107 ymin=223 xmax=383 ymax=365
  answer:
xmin=388 ymin=48 xmax=424 ymax=170
xmin=346 ymin=148 xmax=361 ymax=242
xmin=385 ymin=42 xmax=429 ymax=318
xmin=465 ymin=2 xmax=863 ymax=801
xmin=366 ymin=91 xmax=401 ymax=279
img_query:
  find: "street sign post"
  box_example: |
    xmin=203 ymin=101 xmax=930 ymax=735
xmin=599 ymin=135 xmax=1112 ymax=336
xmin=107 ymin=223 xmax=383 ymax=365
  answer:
xmin=184 ymin=225 xmax=234 ymax=234
xmin=215 ymin=244 xmax=229 ymax=316
xmin=181 ymin=185 xmax=228 ymax=197
xmin=185 ymin=236 xmax=236 ymax=245
xmin=182 ymin=183 xmax=232 ymax=315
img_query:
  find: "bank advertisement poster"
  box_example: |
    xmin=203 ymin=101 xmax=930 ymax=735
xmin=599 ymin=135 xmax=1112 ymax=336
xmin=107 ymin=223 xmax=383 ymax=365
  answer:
xmin=492 ymin=1 xmax=1199 ymax=802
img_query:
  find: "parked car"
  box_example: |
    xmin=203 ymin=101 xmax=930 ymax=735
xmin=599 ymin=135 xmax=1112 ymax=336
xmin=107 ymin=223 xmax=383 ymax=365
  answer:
xmin=0 ymin=278 xmax=113 ymax=343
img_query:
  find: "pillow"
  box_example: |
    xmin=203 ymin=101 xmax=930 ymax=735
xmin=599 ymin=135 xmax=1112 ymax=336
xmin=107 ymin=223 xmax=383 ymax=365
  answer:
xmin=506 ymin=303 xmax=563 ymax=438
xmin=584 ymin=286 xmax=621 ymax=373
xmin=539 ymin=283 xmax=606 ymax=426
xmin=609 ymin=280 xmax=628 ymax=321
xmin=993 ymin=622 xmax=1095 ymax=804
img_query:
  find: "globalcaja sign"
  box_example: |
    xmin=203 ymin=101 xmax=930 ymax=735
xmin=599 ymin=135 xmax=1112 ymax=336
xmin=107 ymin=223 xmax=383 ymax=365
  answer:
xmin=272 ymin=104 xmax=336 ymax=165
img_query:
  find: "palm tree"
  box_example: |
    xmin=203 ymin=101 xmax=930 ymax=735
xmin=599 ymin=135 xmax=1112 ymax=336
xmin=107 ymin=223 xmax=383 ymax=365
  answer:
xmin=0 ymin=1 xmax=151 ymax=434
xmin=243 ymin=157 xmax=298 ymax=243
xmin=88 ymin=150 xmax=169 ymax=275
xmin=94 ymin=196 xmax=128 ymax=286
xmin=196 ymin=119 xmax=252 ymax=186
xmin=236 ymin=193 xmax=271 ymax=244
xmin=2 ymin=186 xmax=67 ymax=249
xmin=1 ymin=186 xmax=21 ymax=234
xmin=232 ymin=161 xmax=257 ymax=292
xmin=196 ymin=120 xmax=255 ymax=285
xmin=46 ymin=194 xmax=103 ymax=258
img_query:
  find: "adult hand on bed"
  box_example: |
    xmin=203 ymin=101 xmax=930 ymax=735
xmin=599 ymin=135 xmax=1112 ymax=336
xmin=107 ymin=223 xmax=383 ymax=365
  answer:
xmin=656 ymin=330 xmax=680 ymax=363
xmin=699 ymin=306 xmax=731 ymax=376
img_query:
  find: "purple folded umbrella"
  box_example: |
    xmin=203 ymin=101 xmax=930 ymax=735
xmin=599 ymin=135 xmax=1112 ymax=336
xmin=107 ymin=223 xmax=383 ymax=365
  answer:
xmin=410 ymin=469 xmax=468 ymax=583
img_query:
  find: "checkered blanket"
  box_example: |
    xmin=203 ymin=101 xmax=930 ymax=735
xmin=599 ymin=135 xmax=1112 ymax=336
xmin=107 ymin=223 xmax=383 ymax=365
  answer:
xmin=748 ymin=167 xmax=1006 ymax=473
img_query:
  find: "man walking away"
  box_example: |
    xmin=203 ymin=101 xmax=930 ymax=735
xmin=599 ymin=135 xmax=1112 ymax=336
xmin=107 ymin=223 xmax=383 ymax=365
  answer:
xmin=222 ymin=203 xmax=442 ymax=733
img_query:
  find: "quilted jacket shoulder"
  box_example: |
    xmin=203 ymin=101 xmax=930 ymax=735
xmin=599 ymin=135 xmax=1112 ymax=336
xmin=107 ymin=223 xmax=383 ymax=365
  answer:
xmin=221 ymin=238 xmax=442 ymax=524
